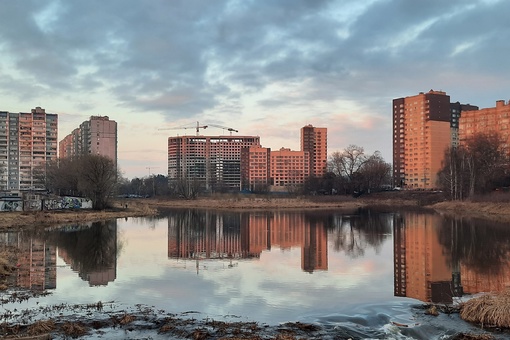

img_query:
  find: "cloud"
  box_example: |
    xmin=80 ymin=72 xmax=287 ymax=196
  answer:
xmin=0 ymin=0 xmax=509 ymax=177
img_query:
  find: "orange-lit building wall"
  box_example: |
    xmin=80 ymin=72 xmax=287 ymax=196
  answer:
xmin=270 ymin=148 xmax=309 ymax=187
xmin=241 ymin=146 xmax=270 ymax=191
xmin=301 ymin=125 xmax=327 ymax=178
xmin=393 ymin=90 xmax=453 ymax=189
xmin=459 ymin=100 xmax=510 ymax=152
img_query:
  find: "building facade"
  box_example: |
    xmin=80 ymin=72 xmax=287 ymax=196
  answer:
xmin=270 ymin=147 xmax=309 ymax=189
xmin=301 ymin=125 xmax=327 ymax=178
xmin=459 ymin=99 xmax=510 ymax=150
xmin=168 ymin=135 xmax=261 ymax=191
xmin=240 ymin=146 xmax=271 ymax=191
xmin=59 ymin=116 xmax=117 ymax=165
xmin=0 ymin=107 xmax=58 ymax=191
xmin=393 ymin=90 xmax=458 ymax=189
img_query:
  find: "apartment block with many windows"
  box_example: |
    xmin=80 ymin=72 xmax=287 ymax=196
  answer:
xmin=59 ymin=116 xmax=117 ymax=165
xmin=240 ymin=146 xmax=271 ymax=191
xmin=393 ymin=90 xmax=457 ymax=189
xmin=459 ymin=99 xmax=510 ymax=151
xmin=0 ymin=107 xmax=58 ymax=191
xmin=301 ymin=125 xmax=327 ymax=178
xmin=168 ymin=135 xmax=261 ymax=191
xmin=270 ymin=147 xmax=309 ymax=188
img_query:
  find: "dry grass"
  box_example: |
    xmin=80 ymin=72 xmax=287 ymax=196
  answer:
xmin=61 ymin=321 xmax=88 ymax=337
xmin=451 ymin=333 xmax=495 ymax=340
xmin=461 ymin=289 xmax=510 ymax=328
xmin=27 ymin=320 xmax=56 ymax=336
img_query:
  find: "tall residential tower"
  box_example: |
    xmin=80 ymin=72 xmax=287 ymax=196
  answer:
xmin=301 ymin=125 xmax=327 ymax=178
xmin=0 ymin=107 xmax=58 ymax=191
xmin=59 ymin=116 xmax=117 ymax=165
xmin=393 ymin=90 xmax=453 ymax=189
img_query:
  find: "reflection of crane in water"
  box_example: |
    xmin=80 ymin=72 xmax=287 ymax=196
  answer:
xmin=169 ymin=255 xmax=240 ymax=274
xmin=194 ymin=255 xmax=239 ymax=275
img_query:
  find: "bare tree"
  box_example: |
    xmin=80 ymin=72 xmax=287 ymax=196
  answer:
xmin=77 ymin=155 xmax=118 ymax=210
xmin=173 ymin=177 xmax=202 ymax=200
xmin=438 ymin=146 xmax=469 ymax=200
xmin=328 ymin=146 xmax=390 ymax=194
xmin=328 ymin=145 xmax=368 ymax=182
xmin=45 ymin=158 xmax=80 ymax=196
xmin=438 ymin=132 xmax=508 ymax=199
xmin=359 ymin=151 xmax=392 ymax=192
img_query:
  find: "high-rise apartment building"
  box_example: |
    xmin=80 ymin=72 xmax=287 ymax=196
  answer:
xmin=0 ymin=107 xmax=58 ymax=191
xmin=240 ymin=146 xmax=271 ymax=191
xmin=459 ymin=99 xmax=510 ymax=149
xmin=59 ymin=116 xmax=117 ymax=165
xmin=301 ymin=125 xmax=327 ymax=178
xmin=168 ymin=135 xmax=260 ymax=191
xmin=270 ymin=147 xmax=310 ymax=188
xmin=393 ymin=90 xmax=458 ymax=189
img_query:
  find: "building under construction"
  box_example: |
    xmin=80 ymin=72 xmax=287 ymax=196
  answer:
xmin=167 ymin=135 xmax=261 ymax=192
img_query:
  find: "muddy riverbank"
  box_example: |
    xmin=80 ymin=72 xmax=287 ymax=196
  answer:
xmin=2 ymin=191 xmax=510 ymax=230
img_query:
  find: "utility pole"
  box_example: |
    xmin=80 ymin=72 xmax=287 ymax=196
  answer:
xmin=146 ymin=166 xmax=159 ymax=197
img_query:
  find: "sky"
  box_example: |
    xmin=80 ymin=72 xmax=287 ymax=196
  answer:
xmin=0 ymin=0 xmax=509 ymax=179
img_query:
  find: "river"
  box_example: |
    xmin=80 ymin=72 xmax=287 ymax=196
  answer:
xmin=1 ymin=208 xmax=510 ymax=339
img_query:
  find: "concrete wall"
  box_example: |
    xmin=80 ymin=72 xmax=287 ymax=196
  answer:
xmin=0 ymin=196 xmax=93 ymax=212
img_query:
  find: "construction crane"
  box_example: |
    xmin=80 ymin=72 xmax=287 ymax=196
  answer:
xmin=158 ymin=121 xmax=208 ymax=136
xmin=207 ymin=124 xmax=238 ymax=135
xmin=158 ymin=122 xmax=238 ymax=135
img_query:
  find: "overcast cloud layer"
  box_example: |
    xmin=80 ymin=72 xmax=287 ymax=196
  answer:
xmin=0 ymin=0 xmax=509 ymax=178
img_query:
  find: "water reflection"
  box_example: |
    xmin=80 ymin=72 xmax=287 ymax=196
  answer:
xmin=167 ymin=210 xmax=391 ymax=273
xmin=0 ymin=231 xmax=56 ymax=291
xmin=1 ymin=209 xmax=510 ymax=322
xmin=46 ymin=221 xmax=118 ymax=286
xmin=393 ymin=212 xmax=510 ymax=304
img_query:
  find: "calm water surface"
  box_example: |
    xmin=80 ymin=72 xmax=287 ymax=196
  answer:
xmin=2 ymin=208 xmax=510 ymax=338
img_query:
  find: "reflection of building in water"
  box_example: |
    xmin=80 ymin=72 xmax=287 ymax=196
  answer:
xmin=168 ymin=211 xmax=328 ymax=272
xmin=302 ymin=218 xmax=328 ymax=272
xmin=168 ymin=212 xmax=253 ymax=259
xmin=393 ymin=213 xmax=459 ymax=303
xmin=58 ymin=249 xmax=117 ymax=286
xmin=0 ymin=231 xmax=56 ymax=291
xmin=394 ymin=212 xmax=510 ymax=303
xmin=461 ymin=264 xmax=510 ymax=294
xmin=54 ymin=222 xmax=118 ymax=287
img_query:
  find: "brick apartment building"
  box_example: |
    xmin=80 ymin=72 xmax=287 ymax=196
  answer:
xmin=0 ymin=107 xmax=58 ymax=191
xmin=270 ymin=147 xmax=310 ymax=189
xmin=392 ymin=90 xmax=479 ymax=189
xmin=301 ymin=124 xmax=327 ymax=178
xmin=240 ymin=146 xmax=271 ymax=191
xmin=459 ymin=99 xmax=510 ymax=149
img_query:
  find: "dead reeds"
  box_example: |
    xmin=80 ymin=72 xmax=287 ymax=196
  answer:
xmin=461 ymin=289 xmax=510 ymax=328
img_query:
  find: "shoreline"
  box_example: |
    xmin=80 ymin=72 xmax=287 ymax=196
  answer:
xmin=1 ymin=193 xmax=510 ymax=231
